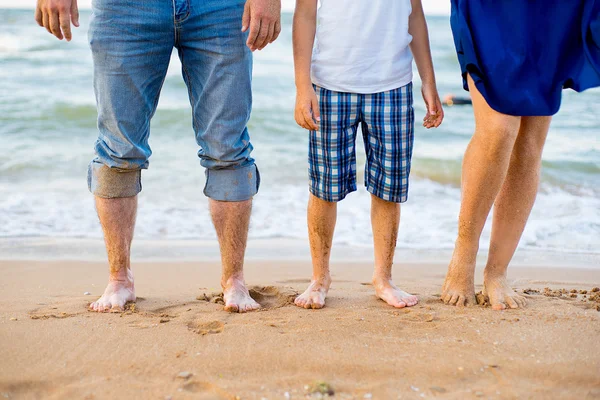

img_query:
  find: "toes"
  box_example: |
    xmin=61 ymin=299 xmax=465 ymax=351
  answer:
xmin=505 ymin=296 xmax=519 ymax=309
xmin=294 ymin=297 xmax=305 ymax=307
xmin=310 ymin=302 xmax=323 ymax=309
xmin=492 ymin=302 xmax=506 ymax=311
xmin=442 ymin=293 xmax=452 ymax=304
xmin=224 ymin=303 xmax=239 ymax=313
xmin=449 ymin=294 xmax=459 ymax=305
xmin=456 ymin=295 xmax=466 ymax=307
xmin=393 ymin=301 xmax=407 ymax=309
xmin=465 ymin=295 xmax=476 ymax=307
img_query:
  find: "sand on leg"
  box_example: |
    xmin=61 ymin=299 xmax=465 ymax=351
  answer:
xmin=442 ymin=74 xmax=521 ymax=307
xmin=210 ymin=199 xmax=260 ymax=313
xmin=295 ymin=194 xmax=335 ymax=309
xmin=90 ymin=196 xmax=137 ymax=312
xmin=483 ymin=116 xmax=551 ymax=310
xmin=370 ymin=195 xmax=417 ymax=308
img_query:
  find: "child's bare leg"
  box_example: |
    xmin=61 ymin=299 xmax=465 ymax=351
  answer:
xmin=295 ymin=194 xmax=335 ymax=309
xmin=370 ymin=195 xmax=418 ymax=308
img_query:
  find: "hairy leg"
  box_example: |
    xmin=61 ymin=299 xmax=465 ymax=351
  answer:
xmin=484 ymin=116 xmax=551 ymax=310
xmin=442 ymin=74 xmax=521 ymax=307
xmin=370 ymin=195 xmax=418 ymax=308
xmin=90 ymin=196 xmax=137 ymax=312
xmin=210 ymin=199 xmax=259 ymax=313
xmin=295 ymin=194 xmax=335 ymax=309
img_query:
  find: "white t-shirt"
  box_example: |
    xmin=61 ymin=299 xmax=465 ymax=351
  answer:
xmin=311 ymin=0 xmax=414 ymax=94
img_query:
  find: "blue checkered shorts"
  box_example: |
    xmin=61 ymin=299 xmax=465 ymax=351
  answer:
xmin=309 ymin=83 xmax=414 ymax=203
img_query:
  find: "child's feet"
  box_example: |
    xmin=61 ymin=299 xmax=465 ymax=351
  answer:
xmin=372 ymin=277 xmax=418 ymax=308
xmin=294 ymin=275 xmax=331 ymax=309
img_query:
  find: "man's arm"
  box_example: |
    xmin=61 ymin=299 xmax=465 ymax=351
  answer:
xmin=242 ymin=0 xmax=282 ymax=51
xmin=35 ymin=0 xmax=79 ymax=41
xmin=293 ymin=0 xmax=319 ymax=131
xmin=409 ymin=0 xmax=443 ymax=128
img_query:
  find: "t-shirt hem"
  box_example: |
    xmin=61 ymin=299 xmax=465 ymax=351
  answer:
xmin=311 ymin=74 xmax=413 ymax=94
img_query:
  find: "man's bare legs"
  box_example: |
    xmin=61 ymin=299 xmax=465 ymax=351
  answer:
xmin=483 ymin=116 xmax=551 ymax=309
xmin=89 ymin=196 xmax=137 ymax=312
xmin=442 ymin=74 xmax=521 ymax=307
xmin=295 ymin=194 xmax=335 ymax=309
xmin=210 ymin=199 xmax=260 ymax=313
xmin=371 ymin=195 xmax=418 ymax=308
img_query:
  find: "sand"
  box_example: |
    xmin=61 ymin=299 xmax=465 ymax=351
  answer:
xmin=1 ymin=257 xmax=600 ymax=399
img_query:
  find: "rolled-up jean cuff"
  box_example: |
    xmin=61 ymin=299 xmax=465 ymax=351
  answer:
xmin=204 ymin=163 xmax=260 ymax=201
xmin=88 ymin=162 xmax=142 ymax=198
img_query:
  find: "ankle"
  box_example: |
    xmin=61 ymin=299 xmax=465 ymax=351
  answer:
xmin=109 ymin=268 xmax=133 ymax=283
xmin=484 ymin=267 xmax=507 ymax=281
xmin=221 ymin=274 xmax=244 ymax=289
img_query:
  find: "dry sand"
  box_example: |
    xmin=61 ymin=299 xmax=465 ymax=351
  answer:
xmin=1 ymin=258 xmax=599 ymax=399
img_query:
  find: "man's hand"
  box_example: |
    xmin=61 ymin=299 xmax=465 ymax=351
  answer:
xmin=242 ymin=0 xmax=281 ymax=51
xmin=421 ymin=82 xmax=444 ymax=128
xmin=295 ymin=86 xmax=320 ymax=131
xmin=35 ymin=0 xmax=79 ymax=41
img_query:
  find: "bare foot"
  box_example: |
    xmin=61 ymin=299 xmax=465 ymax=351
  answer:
xmin=89 ymin=269 xmax=135 ymax=312
xmin=372 ymin=278 xmax=418 ymax=308
xmin=441 ymin=261 xmax=476 ymax=307
xmin=483 ymin=272 xmax=526 ymax=310
xmin=222 ymin=278 xmax=260 ymax=313
xmin=294 ymin=276 xmax=331 ymax=309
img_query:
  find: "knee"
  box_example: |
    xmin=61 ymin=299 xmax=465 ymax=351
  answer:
xmin=475 ymin=115 xmax=521 ymax=153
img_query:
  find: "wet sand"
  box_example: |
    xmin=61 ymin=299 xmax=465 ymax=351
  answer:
xmin=1 ymin=259 xmax=599 ymax=399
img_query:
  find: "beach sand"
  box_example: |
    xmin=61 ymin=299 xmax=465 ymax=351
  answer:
xmin=1 ymin=256 xmax=599 ymax=399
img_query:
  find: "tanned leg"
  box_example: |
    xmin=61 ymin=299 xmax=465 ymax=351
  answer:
xmin=442 ymin=75 xmax=522 ymax=307
xmin=371 ymin=195 xmax=418 ymax=308
xmin=89 ymin=196 xmax=137 ymax=312
xmin=294 ymin=194 xmax=335 ymax=309
xmin=483 ymin=116 xmax=551 ymax=310
xmin=210 ymin=199 xmax=259 ymax=313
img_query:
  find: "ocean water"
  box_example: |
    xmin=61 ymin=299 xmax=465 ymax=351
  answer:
xmin=0 ymin=9 xmax=599 ymax=254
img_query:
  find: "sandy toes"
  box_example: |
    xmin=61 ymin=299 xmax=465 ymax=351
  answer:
xmin=441 ymin=263 xmax=476 ymax=307
xmin=373 ymin=278 xmax=418 ymax=308
xmin=89 ymin=271 xmax=136 ymax=313
xmin=483 ymin=274 xmax=527 ymax=310
xmin=222 ymin=278 xmax=260 ymax=313
xmin=294 ymin=276 xmax=331 ymax=309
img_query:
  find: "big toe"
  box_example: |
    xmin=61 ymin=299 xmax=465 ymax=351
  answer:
xmin=491 ymin=302 xmax=507 ymax=311
xmin=225 ymin=303 xmax=240 ymax=313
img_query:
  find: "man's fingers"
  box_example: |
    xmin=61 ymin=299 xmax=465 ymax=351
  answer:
xmin=271 ymin=19 xmax=281 ymax=43
xmin=59 ymin=11 xmax=72 ymax=41
xmin=42 ymin=11 xmax=52 ymax=34
xmin=241 ymin=2 xmax=250 ymax=32
xmin=71 ymin=0 xmax=80 ymax=27
xmin=246 ymin=19 xmax=261 ymax=50
xmin=34 ymin=7 xmax=43 ymax=26
xmin=258 ymin=22 xmax=274 ymax=50
xmin=49 ymin=10 xmax=63 ymax=39
xmin=254 ymin=21 xmax=270 ymax=51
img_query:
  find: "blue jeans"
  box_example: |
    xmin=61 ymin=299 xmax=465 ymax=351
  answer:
xmin=87 ymin=0 xmax=258 ymax=201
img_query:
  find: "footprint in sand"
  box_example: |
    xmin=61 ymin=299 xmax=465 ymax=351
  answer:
xmin=187 ymin=320 xmax=225 ymax=335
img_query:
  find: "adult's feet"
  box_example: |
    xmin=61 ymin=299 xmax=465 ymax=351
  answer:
xmin=483 ymin=271 xmax=526 ymax=310
xmin=372 ymin=277 xmax=418 ymax=308
xmin=222 ymin=277 xmax=260 ymax=313
xmin=294 ymin=275 xmax=331 ymax=309
xmin=89 ymin=269 xmax=136 ymax=312
xmin=441 ymin=259 xmax=476 ymax=307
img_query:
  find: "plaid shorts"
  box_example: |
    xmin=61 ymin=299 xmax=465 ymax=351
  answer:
xmin=309 ymin=83 xmax=414 ymax=203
